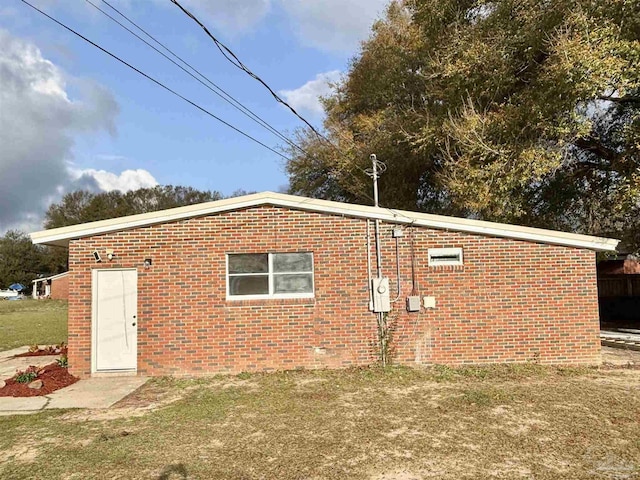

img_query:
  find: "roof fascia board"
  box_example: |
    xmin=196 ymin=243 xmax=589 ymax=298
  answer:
xmin=30 ymin=192 xmax=619 ymax=252
xmin=48 ymin=272 xmax=69 ymax=281
xmin=30 ymin=195 xmax=270 ymax=246
xmin=31 ymin=271 xmax=69 ymax=283
xmin=270 ymin=197 xmax=618 ymax=252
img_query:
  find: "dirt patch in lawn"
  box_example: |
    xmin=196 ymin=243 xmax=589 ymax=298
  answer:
xmin=0 ymin=444 xmax=40 ymax=465
xmin=601 ymin=346 xmax=640 ymax=368
xmin=2 ymin=366 xmax=640 ymax=479
xmin=0 ymin=363 xmax=78 ymax=397
xmin=113 ymin=377 xmax=209 ymax=411
xmin=62 ymin=378 xmax=200 ymax=422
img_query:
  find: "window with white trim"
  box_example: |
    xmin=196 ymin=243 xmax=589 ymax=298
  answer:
xmin=227 ymin=253 xmax=314 ymax=299
xmin=428 ymin=247 xmax=463 ymax=266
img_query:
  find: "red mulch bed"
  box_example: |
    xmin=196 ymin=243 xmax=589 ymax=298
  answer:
xmin=14 ymin=346 xmax=68 ymax=357
xmin=0 ymin=363 xmax=79 ymax=397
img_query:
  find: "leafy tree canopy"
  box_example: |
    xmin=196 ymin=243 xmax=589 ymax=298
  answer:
xmin=2 ymin=186 xmax=228 ymax=289
xmin=31 ymin=185 xmax=221 ymax=276
xmin=0 ymin=230 xmax=46 ymax=290
xmin=286 ymin=0 xmax=640 ymax=251
xmin=44 ymin=185 xmax=222 ymax=229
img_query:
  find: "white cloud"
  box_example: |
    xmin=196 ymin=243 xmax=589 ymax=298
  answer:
xmin=179 ymin=0 xmax=272 ymax=33
xmin=22 ymin=0 xmax=386 ymax=54
xmin=162 ymin=0 xmax=386 ymax=52
xmin=71 ymin=169 xmax=158 ymax=192
xmin=279 ymin=0 xmax=388 ymax=52
xmin=0 ymin=29 xmax=157 ymax=233
xmin=279 ymin=70 xmax=341 ymax=116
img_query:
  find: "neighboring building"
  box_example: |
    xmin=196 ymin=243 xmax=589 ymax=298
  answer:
xmin=597 ymin=254 xmax=640 ymax=327
xmin=32 ymin=272 xmax=70 ymax=300
xmin=30 ymin=192 xmax=619 ymax=379
xmin=50 ymin=272 xmax=70 ymax=300
xmin=598 ymin=254 xmax=640 ymax=276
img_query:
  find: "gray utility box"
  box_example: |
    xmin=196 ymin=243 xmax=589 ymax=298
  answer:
xmin=406 ymin=296 xmax=420 ymax=312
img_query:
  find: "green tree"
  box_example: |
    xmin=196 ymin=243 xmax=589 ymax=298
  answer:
xmin=0 ymin=230 xmax=46 ymax=290
xmin=41 ymin=185 xmax=223 ymax=272
xmin=286 ymin=0 xmax=640 ymax=250
xmin=44 ymin=185 xmax=223 ymax=229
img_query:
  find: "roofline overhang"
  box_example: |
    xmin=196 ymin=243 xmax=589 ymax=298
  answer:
xmin=31 ymin=271 xmax=69 ymax=283
xmin=30 ymin=191 xmax=620 ymax=252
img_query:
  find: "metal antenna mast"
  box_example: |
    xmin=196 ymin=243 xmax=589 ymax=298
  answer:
xmin=366 ymin=154 xmax=387 ymax=277
xmin=365 ymin=154 xmax=391 ymax=366
xmin=371 ymin=154 xmax=380 ymax=208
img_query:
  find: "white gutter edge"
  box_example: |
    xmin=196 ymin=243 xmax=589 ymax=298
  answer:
xmin=30 ymin=192 xmax=620 ymax=252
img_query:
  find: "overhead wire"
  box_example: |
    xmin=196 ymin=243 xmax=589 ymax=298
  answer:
xmin=167 ymin=0 xmax=363 ymax=176
xmin=90 ymin=0 xmax=371 ymax=204
xmin=169 ymin=0 xmax=333 ymax=146
xmin=25 ymin=0 xmax=411 ymax=222
xmin=21 ymin=0 xmax=291 ymax=161
xmin=167 ymin=0 xmax=416 ymax=223
xmin=88 ymin=0 xmax=308 ymax=156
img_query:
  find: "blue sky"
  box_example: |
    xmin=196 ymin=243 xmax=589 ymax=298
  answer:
xmin=0 ymin=0 xmax=388 ymax=233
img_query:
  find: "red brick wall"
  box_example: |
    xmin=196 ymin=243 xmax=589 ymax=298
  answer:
xmin=67 ymin=206 xmax=600 ymax=378
xmin=50 ymin=275 xmax=69 ymax=300
xmin=384 ymin=228 xmax=600 ymax=366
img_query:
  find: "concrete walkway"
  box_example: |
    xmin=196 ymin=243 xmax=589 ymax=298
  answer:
xmin=0 ymin=346 xmax=59 ymax=379
xmin=0 ymin=346 xmax=148 ymax=416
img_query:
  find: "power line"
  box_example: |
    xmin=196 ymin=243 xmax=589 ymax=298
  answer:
xmin=168 ymin=0 xmax=335 ymax=147
xmin=22 ymin=0 xmax=374 ymax=211
xmin=165 ymin=0 xmax=417 ymax=222
xmin=25 ymin=0 xmax=409 ymax=220
xmin=167 ymin=0 xmax=388 ymax=206
xmin=21 ymin=0 xmax=290 ymax=161
xmin=86 ymin=0 xmax=308 ymax=156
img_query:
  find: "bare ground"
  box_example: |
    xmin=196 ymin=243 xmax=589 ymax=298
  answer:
xmin=601 ymin=346 xmax=640 ymax=367
xmin=1 ymin=363 xmax=639 ymax=479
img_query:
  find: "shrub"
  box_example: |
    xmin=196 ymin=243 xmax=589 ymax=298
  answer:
xmin=15 ymin=366 xmax=39 ymax=384
xmin=57 ymin=355 xmax=68 ymax=368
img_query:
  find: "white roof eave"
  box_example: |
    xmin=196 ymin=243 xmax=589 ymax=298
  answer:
xmin=30 ymin=191 xmax=620 ymax=252
xmin=31 ymin=271 xmax=69 ymax=283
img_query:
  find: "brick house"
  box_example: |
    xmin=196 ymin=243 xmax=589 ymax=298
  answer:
xmin=50 ymin=272 xmax=70 ymax=300
xmin=30 ymin=192 xmax=618 ymax=378
xmin=31 ymin=271 xmax=69 ymax=300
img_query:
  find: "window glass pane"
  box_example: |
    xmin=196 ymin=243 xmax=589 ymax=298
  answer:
xmin=274 ymin=273 xmax=313 ymax=294
xmin=273 ymin=253 xmax=312 ymax=273
xmin=229 ymin=275 xmax=269 ymax=295
xmin=228 ymin=254 xmax=268 ymax=274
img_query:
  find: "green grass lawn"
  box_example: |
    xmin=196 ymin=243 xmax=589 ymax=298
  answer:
xmin=0 ymin=299 xmax=67 ymax=351
xmin=1 ymin=364 xmax=639 ymax=479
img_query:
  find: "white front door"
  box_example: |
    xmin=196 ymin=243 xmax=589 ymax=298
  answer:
xmin=92 ymin=269 xmax=137 ymax=372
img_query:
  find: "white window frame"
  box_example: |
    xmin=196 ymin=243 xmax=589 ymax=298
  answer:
xmin=226 ymin=252 xmax=315 ymax=300
xmin=428 ymin=247 xmax=463 ymax=267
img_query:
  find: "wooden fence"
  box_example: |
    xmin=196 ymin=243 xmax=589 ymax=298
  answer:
xmin=598 ymin=276 xmax=640 ymax=297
